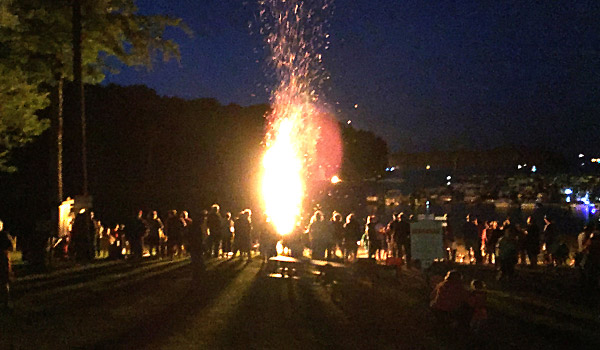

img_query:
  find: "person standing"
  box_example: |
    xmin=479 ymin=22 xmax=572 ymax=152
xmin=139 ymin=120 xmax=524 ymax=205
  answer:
xmin=233 ymin=210 xmax=253 ymax=261
xmin=366 ymin=215 xmax=383 ymax=260
xmin=180 ymin=211 xmax=193 ymax=256
xmin=188 ymin=212 xmax=205 ymax=283
xmin=582 ymin=230 xmax=600 ymax=292
xmin=395 ymin=213 xmax=412 ymax=264
xmin=0 ymin=220 xmax=14 ymax=309
xmin=206 ymin=204 xmax=223 ymax=258
xmin=386 ymin=213 xmax=400 ymax=258
xmin=443 ymin=222 xmax=457 ymax=262
xmin=146 ymin=211 xmax=164 ymax=258
xmin=329 ymin=212 xmax=344 ymax=260
xmin=496 ymin=228 xmax=518 ymax=281
xmin=343 ymin=213 xmax=362 ymax=261
xmin=308 ymin=211 xmax=328 ymax=260
xmin=71 ymin=210 xmax=95 ymax=263
xmin=463 ymin=215 xmax=481 ymax=264
xmin=542 ymin=215 xmax=558 ymax=265
xmin=523 ymin=216 xmax=541 ymax=266
xmin=260 ymin=218 xmax=278 ymax=263
xmin=484 ymin=221 xmax=502 ymax=264
xmin=199 ymin=210 xmax=209 ymax=256
xmin=108 ymin=224 xmax=124 ymax=260
xmin=221 ymin=212 xmax=234 ymax=258
xmin=93 ymin=215 xmax=103 ymax=258
xmin=128 ymin=210 xmax=148 ymax=261
xmin=165 ymin=210 xmax=184 ymax=259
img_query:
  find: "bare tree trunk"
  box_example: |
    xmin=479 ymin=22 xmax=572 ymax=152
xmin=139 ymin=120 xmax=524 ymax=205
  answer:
xmin=57 ymin=77 xmax=64 ymax=203
xmin=72 ymin=0 xmax=88 ymax=196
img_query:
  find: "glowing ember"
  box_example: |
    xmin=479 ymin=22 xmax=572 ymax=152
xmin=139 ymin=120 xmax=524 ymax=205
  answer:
xmin=259 ymin=0 xmax=341 ymax=235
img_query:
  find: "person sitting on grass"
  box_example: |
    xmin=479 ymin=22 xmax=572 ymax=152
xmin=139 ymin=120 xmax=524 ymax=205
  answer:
xmin=467 ymin=279 xmax=488 ymax=333
xmin=430 ymin=270 xmax=470 ymax=327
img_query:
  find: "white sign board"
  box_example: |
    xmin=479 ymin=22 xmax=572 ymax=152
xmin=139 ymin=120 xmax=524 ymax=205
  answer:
xmin=410 ymin=220 xmax=444 ymax=269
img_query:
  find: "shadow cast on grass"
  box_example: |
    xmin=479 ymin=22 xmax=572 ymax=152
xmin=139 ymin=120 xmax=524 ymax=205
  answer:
xmin=89 ymin=259 xmax=248 ymax=350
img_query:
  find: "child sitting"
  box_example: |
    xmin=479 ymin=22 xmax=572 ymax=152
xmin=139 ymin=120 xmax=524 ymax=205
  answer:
xmin=467 ymin=279 xmax=488 ymax=332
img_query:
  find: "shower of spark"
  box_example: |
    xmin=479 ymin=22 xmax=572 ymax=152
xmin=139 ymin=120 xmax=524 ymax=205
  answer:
xmin=259 ymin=0 xmax=342 ymax=235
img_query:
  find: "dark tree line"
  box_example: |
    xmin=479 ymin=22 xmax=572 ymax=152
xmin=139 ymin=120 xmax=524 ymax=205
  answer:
xmin=0 ymin=84 xmax=388 ymax=235
xmin=340 ymin=124 xmax=389 ymax=181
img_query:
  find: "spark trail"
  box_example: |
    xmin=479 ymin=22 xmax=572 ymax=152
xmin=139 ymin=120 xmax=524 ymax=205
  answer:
xmin=259 ymin=0 xmax=341 ymax=235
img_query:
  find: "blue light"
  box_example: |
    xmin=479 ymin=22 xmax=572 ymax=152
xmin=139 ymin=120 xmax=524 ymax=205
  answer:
xmin=592 ymin=208 xmax=597 ymax=215
xmin=531 ymin=165 xmax=537 ymax=173
xmin=564 ymin=188 xmax=573 ymax=195
xmin=566 ymin=196 xmax=571 ymax=203
xmin=582 ymin=193 xmax=591 ymax=205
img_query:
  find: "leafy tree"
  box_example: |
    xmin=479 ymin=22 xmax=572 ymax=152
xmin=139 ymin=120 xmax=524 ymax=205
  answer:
xmin=0 ymin=0 xmax=189 ymax=199
xmin=1 ymin=0 xmax=188 ymax=84
xmin=0 ymin=66 xmax=49 ymax=171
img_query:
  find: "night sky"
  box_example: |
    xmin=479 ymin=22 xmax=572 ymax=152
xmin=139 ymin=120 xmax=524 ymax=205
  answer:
xmin=104 ymin=0 xmax=600 ymax=155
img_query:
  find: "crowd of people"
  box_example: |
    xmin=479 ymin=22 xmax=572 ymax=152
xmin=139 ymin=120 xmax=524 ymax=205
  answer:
xmin=278 ymin=210 xmax=414 ymax=265
xmin=446 ymin=214 xmax=600 ymax=284
xmin=2 ymin=202 xmax=600 ymax=314
xmin=57 ymin=204 xmax=260 ymax=265
xmin=41 ymin=204 xmax=600 ymax=288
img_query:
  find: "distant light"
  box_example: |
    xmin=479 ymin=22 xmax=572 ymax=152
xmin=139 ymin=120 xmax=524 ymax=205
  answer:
xmin=390 ymin=167 xmax=395 ymax=171
xmin=581 ymin=163 xmax=585 ymax=166
xmin=354 ymin=104 xmax=358 ymax=109
xmin=446 ymin=175 xmax=452 ymax=180
xmin=592 ymin=208 xmax=597 ymax=215
xmin=523 ymin=164 xmax=527 ymax=167
xmin=386 ymin=167 xmax=391 ymax=171
xmin=582 ymin=193 xmax=591 ymax=205
xmin=347 ymin=120 xmax=352 ymax=124
xmin=531 ymin=165 xmax=537 ymax=173
xmin=564 ymin=188 xmax=573 ymax=195
xmin=566 ymin=196 xmax=571 ymax=203
xmin=579 ymin=153 xmax=585 ymax=158
xmin=517 ymin=165 xmax=522 ymax=169
xmin=331 ymin=175 xmax=341 ymax=184
xmin=426 ymin=165 xmax=431 ymax=170
xmin=447 ymin=181 xmax=451 ymax=186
